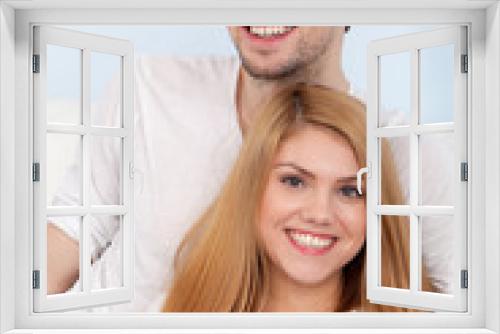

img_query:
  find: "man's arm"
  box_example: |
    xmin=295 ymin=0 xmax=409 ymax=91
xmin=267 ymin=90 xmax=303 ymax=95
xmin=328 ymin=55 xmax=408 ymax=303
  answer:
xmin=47 ymin=223 xmax=79 ymax=294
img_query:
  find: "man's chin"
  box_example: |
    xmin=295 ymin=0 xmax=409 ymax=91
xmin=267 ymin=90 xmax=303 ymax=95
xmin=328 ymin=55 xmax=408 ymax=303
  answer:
xmin=241 ymin=61 xmax=299 ymax=81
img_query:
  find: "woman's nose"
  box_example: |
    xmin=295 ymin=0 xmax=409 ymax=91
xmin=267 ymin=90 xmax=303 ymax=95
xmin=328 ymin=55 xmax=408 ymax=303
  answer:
xmin=300 ymin=190 xmax=335 ymax=226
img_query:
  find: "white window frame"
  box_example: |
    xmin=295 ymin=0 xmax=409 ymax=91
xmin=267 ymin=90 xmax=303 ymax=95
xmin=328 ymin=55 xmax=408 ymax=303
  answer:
xmin=365 ymin=26 xmax=468 ymax=312
xmin=32 ymin=25 xmax=135 ymax=312
xmin=0 ymin=1 xmax=498 ymax=333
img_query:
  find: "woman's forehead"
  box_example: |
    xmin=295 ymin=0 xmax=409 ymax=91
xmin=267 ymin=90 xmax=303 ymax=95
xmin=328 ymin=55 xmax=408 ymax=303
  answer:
xmin=275 ymin=125 xmax=359 ymax=176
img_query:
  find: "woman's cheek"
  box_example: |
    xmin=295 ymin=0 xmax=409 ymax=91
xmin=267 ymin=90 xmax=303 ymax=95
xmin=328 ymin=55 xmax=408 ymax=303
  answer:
xmin=337 ymin=204 xmax=366 ymax=236
xmin=265 ymin=185 xmax=303 ymax=219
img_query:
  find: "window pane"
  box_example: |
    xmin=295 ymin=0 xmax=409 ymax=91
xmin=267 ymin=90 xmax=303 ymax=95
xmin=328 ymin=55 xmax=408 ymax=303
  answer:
xmin=380 ymin=137 xmax=409 ymax=205
xmin=420 ymin=216 xmax=453 ymax=294
xmin=47 ymin=133 xmax=82 ymax=206
xmin=47 ymin=216 xmax=81 ymax=295
xmin=419 ymin=44 xmax=454 ymax=124
xmin=419 ymin=132 xmax=454 ymax=206
xmin=90 ymin=215 xmax=123 ymax=290
xmin=47 ymin=45 xmax=81 ymax=125
xmin=91 ymin=52 xmax=122 ymax=128
xmin=379 ymin=52 xmax=411 ymax=127
xmin=380 ymin=215 xmax=410 ymax=290
xmin=90 ymin=136 xmax=122 ymax=205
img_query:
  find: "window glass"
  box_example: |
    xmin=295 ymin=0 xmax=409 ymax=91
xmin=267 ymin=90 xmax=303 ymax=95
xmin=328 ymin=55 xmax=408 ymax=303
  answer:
xmin=90 ymin=136 xmax=123 ymax=206
xmin=91 ymin=52 xmax=122 ymax=128
xmin=420 ymin=216 xmax=454 ymax=294
xmin=419 ymin=132 xmax=454 ymax=206
xmin=47 ymin=216 xmax=81 ymax=295
xmin=380 ymin=215 xmax=410 ymax=289
xmin=47 ymin=45 xmax=82 ymax=125
xmin=419 ymin=44 xmax=454 ymax=124
xmin=379 ymin=52 xmax=411 ymax=127
xmin=90 ymin=215 xmax=123 ymax=290
xmin=47 ymin=133 xmax=82 ymax=206
xmin=380 ymin=136 xmax=410 ymax=205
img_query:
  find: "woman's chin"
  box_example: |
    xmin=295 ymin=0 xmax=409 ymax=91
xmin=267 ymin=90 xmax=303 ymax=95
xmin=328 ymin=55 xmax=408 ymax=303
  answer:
xmin=285 ymin=267 xmax=339 ymax=287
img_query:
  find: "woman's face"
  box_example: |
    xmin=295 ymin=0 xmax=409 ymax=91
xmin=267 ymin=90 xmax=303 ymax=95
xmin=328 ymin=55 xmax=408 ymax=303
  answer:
xmin=258 ymin=124 xmax=366 ymax=286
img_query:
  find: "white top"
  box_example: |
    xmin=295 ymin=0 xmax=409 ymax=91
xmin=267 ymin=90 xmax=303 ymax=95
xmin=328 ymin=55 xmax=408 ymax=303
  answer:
xmin=52 ymin=55 xmax=453 ymax=312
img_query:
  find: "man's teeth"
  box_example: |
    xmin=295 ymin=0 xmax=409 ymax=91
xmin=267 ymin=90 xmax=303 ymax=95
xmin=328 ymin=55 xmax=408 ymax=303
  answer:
xmin=289 ymin=232 xmax=334 ymax=249
xmin=249 ymin=26 xmax=294 ymax=38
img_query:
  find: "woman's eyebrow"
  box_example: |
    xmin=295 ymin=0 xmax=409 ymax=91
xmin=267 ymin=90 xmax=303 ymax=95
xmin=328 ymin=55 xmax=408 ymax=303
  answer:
xmin=274 ymin=162 xmax=314 ymax=178
xmin=337 ymin=176 xmax=358 ymax=182
xmin=274 ymin=163 xmax=358 ymax=182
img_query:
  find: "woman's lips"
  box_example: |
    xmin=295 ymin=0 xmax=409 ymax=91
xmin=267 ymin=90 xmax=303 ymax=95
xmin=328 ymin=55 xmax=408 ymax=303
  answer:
xmin=285 ymin=228 xmax=338 ymax=256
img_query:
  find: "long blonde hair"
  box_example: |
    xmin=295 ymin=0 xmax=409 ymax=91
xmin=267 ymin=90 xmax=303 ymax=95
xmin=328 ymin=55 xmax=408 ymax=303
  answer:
xmin=162 ymin=84 xmax=435 ymax=312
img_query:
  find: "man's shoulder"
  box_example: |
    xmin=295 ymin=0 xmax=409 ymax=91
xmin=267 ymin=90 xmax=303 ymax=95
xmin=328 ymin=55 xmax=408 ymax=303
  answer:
xmin=134 ymin=55 xmax=240 ymax=106
xmin=136 ymin=55 xmax=239 ymax=85
xmin=133 ymin=55 xmax=240 ymax=121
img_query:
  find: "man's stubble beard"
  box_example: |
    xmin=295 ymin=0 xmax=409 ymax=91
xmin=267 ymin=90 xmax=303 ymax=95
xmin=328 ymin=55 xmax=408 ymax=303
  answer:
xmin=237 ymin=33 xmax=335 ymax=82
xmin=239 ymin=52 xmax=302 ymax=81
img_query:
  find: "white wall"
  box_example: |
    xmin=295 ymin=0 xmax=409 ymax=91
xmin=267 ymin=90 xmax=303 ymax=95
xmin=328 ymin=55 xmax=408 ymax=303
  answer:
xmin=485 ymin=3 xmax=500 ymax=333
xmin=0 ymin=2 xmax=16 ymax=333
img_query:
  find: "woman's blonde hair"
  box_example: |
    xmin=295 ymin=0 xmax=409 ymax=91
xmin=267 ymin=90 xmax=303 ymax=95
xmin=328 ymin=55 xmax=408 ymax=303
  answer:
xmin=162 ymin=83 xmax=435 ymax=312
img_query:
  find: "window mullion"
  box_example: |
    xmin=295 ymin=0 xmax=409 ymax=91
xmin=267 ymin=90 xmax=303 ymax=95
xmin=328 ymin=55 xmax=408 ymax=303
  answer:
xmin=46 ymin=124 xmax=128 ymax=137
xmin=81 ymin=48 xmax=91 ymax=295
xmin=410 ymin=48 xmax=420 ymax=293
xmin=122 ymin=49 xmax=133 ymax=293
xmin=46 ymin=205 xmax=127 ymax=216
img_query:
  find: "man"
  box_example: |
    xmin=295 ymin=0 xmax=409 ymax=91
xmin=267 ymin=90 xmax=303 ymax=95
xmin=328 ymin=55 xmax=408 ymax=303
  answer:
xmin=227 ymin=26 xmax=349 ymax=131
xmin=48 ymin=26 xmax=451 ymax=311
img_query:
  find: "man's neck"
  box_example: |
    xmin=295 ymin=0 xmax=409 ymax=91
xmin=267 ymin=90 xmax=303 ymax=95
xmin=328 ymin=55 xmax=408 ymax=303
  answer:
xmin=236 ymin=38 xmax=349 ymax=133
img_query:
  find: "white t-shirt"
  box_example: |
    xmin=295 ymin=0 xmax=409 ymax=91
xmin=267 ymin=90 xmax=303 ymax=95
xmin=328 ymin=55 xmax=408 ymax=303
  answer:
xmin=52 ymin=55 xmax=453 ymax=312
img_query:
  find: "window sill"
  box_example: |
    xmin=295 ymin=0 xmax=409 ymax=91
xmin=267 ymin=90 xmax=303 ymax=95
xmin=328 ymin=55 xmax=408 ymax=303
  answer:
xmin=4 ymin=329 xmax=498 ymax=334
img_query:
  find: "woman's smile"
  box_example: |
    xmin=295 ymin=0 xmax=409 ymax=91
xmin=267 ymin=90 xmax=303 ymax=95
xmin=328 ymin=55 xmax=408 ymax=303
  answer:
xmin=285 ymin=228 xmax=338 ymax=256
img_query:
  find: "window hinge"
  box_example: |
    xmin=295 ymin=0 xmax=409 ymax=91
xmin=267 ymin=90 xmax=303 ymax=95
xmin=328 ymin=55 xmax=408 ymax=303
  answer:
xmin=32 ymin=54 xmax=40 ymax=73
xmin=32 ymin=270 xmax=40 ymax=289
xmin=32 ymin=163 xmax=40 ymax=182
xmin=461 ymin=162 xmax=468 ymax=182
xmin=461 ymin=54 xmax=468 ymax=73
xmin=461 ymin=269 xmax=468 ymax=289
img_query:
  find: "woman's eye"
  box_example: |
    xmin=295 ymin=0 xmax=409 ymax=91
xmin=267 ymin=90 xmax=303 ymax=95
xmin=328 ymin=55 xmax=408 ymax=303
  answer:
xmin=340 ymin=186 xmax=363 ymax=198
xmin=280 ymin=175 xmax=305 ymax=188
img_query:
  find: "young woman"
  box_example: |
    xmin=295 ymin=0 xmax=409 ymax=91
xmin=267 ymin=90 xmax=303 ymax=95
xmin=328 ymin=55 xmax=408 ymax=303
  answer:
xmin=162 ymin=84 xmax=435 ymax=312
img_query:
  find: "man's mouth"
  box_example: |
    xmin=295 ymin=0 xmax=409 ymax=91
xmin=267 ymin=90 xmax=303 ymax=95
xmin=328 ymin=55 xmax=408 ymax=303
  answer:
xmin=286 ymin=228 xmax=338 ymax=253
xmin=244 ymin=26 xmax=296 ymax=39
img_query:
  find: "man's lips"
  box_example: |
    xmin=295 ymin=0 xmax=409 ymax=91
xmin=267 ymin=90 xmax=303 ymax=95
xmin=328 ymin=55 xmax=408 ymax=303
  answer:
xmin=240 ymin=26 xmax=297 ymax=44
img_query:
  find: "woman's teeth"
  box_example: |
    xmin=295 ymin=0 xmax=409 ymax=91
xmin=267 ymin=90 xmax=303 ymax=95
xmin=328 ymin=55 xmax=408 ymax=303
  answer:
xmin=289 ymin=231 xmax=335 ymax=249
xmin=248 ymin=26 xmax=294 ymax=38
